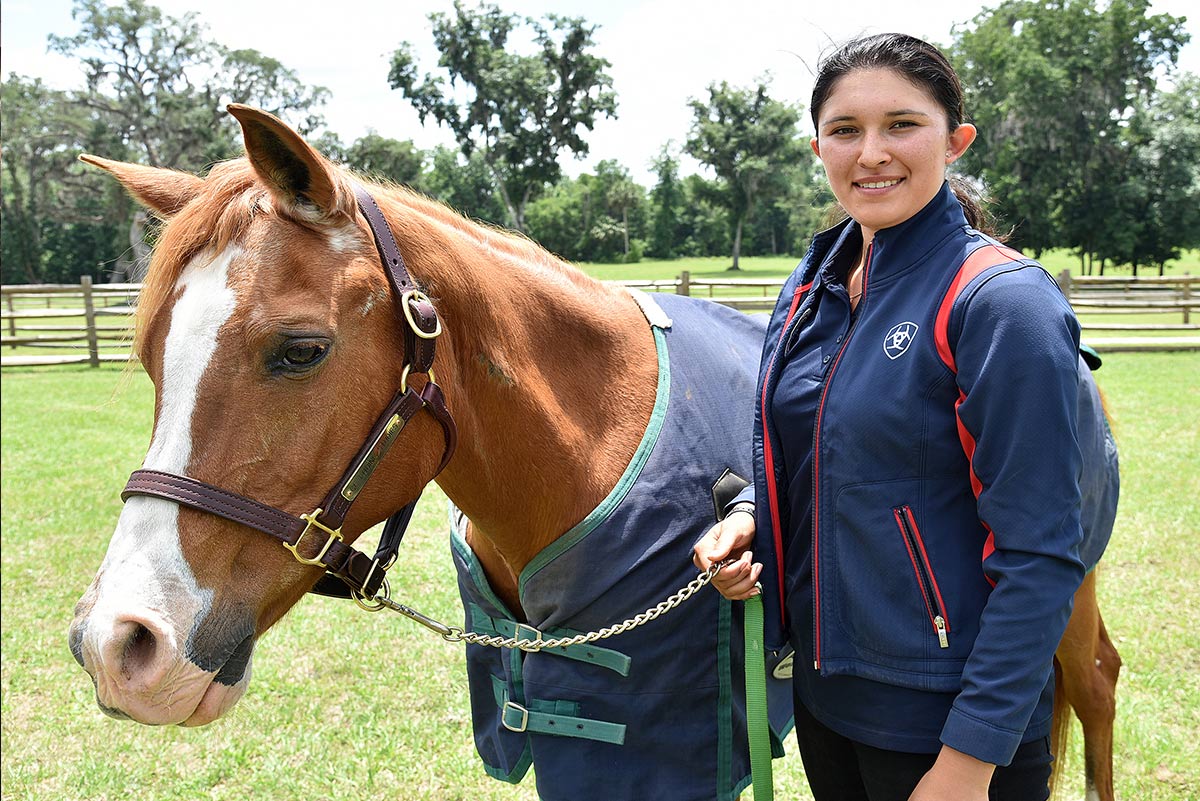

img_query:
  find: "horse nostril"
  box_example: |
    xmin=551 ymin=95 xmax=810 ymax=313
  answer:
xmin=120 ymin=622 xmax=159 ymax=679
xmin=69 ymin=622 xmax=87 ymax=668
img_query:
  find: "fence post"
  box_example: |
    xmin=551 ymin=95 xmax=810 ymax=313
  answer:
xmin=1057 ymin=269 xmax=1072 ymax=301
xmin=677 ymin=270 xmax=691 ymax=296
xmin=81 ymin=276 xmax=100 ymax=368
xmin=1184 ymin=273 xmax=1191 ymax=325
xmin=5 ymin=292 xmax=15 ymax=348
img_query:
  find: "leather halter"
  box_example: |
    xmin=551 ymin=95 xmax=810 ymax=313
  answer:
xmin=120 ymin=185 xmax=457 ymax=605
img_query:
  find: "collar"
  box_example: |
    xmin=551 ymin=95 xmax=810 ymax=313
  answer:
xmin=864 ymin=181 xmax=969 ymax=284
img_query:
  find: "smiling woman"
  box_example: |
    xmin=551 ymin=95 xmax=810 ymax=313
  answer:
xmin=693 ymin=32 xmax=1121 ymax=801
xmin=810 ymin=69 xmax=976 ymax=248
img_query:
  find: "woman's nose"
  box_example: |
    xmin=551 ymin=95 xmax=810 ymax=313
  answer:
xmin=857 ymin=131 xmax=891 ymax=168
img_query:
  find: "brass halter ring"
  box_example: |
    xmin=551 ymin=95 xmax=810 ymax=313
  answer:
xmin=400 ymin=365 xmax=437 ymax=394
xmin=353 ymin=577 xmax=391 ymax=612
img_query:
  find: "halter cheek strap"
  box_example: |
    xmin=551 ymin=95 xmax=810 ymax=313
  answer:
xmin=120 ymin=184 xmax=457 ymax=606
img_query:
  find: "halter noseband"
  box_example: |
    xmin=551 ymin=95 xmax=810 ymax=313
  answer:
xmin=120 ymin=185 xmax=457 ymax=608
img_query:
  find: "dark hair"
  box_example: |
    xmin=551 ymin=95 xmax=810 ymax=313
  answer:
xmin=810 ymin=33 xmax=994 ymax=235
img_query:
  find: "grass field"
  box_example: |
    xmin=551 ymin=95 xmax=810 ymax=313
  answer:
xmin=1 ymin=350 xmax=1197 ymax=800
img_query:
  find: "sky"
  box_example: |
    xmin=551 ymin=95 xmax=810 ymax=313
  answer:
xmin=3 ymin=0 xmax=1197 ymax=187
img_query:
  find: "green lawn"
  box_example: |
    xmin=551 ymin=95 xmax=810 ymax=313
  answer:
xmin=577 ymin=248 xmax=1199 ymax=282
xmin=1 ymin=352 xmax=1197 ymax=800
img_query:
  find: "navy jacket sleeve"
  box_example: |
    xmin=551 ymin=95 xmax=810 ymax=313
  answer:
xmin=940 ymin=265 xmax=1087 ymax=765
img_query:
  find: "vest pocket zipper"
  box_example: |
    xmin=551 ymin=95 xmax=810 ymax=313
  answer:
xmin=892 ymin=505 xmax=951 ymax=649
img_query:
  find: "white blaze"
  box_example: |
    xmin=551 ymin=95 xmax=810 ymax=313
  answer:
xmin=87 ymin=247 xmax=241 ymax=652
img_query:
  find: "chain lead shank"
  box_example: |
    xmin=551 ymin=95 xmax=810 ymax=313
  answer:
xmin=375 ymin=562 xmax=724 ymax=651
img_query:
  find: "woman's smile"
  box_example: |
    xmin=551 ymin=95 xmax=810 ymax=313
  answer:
xmin=811 ymin=68 xmax=975 ymax=246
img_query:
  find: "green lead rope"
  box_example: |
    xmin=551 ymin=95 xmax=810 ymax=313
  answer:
xmin=744 ymin=589 xmax=774 ymax=801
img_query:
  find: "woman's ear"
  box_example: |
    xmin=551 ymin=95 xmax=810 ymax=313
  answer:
xmin=811 ymin=137 xmax=821 ymax=159
xmin=946 ymin=124 xmax=977 ymax=165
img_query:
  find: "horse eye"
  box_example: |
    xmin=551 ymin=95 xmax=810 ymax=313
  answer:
xmin=280 ymin=341 xmax=328 ymax=369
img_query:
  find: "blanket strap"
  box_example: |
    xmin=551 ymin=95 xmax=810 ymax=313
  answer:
xmin=745 ymin=590 xmax=774 ymax=801
xmin=491 ymin=678 xmax=627 ymax=745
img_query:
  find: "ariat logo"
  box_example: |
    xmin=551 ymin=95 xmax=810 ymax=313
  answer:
xmin=883 ymin=322 xmax=919 ymax=360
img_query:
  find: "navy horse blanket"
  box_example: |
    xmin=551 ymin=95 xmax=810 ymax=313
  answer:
xmin=449 ymin=291 xmax=793 ymax=801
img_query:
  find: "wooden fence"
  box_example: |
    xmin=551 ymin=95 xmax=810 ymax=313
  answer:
xmin=4 ymin=272 xmax=1197 ymax=368
xmin=2 ymin=279 xmax=139 ymax=367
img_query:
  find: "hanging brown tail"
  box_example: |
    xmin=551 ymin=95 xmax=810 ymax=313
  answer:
xmin=1048 ymin=658 xmax=1073 ymax=799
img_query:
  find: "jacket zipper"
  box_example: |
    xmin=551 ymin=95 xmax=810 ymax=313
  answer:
xmin=810 ymin=243 xmax=873 ymax=670
xmin=893 ymin=505 xmax=951 ymax=648
xmin=761 ymin=281 xmax=814 ymax=622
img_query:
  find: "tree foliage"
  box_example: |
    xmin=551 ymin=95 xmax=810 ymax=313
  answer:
xmin=388 ymin=0 xmax=617 ymax=232
xmin=19 ymin=0 xmax=330 ymax=282
xmin=685 ymin=79 xmax=806 ymax=268
xmin=952 ymin=0 xmax=1190 ymax=270
xmin=524 ymin=161 xmax=647 ymax=263
xmin=318 ymin=132 xmax=426 ymax=189
xmin=0 ymin=74 xmax=128 ymax=283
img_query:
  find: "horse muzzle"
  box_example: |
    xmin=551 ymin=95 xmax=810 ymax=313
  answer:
xmin=69 ymin=600 xmax=253 ymax=726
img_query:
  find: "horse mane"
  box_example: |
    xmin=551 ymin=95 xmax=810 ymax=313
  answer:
xmin=133 ymin=160 xmax=266 ymax=353
xmin=134 ymin=158 xmax=602 ymax=354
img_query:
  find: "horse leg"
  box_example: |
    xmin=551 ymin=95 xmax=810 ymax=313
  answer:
xmin=1055 ymin=570 xmax=1120 ymax=801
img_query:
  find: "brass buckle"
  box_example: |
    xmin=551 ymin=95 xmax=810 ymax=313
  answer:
xmin=401 ymin=290 xmax=442 ymax=339
xmin=284 ymin=508 xmax=343 ymax=566
xmin=515 ymin=623 xmax=543 ymax=650
xmin=502 ymin=700 xmax=529 ymax=733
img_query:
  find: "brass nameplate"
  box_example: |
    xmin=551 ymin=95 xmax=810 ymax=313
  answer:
xmin=341 ymin=415 xmax=405 ymax=501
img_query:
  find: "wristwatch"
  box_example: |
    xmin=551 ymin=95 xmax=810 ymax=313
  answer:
xmin=727 ymin=502 xmax=755 ymax=520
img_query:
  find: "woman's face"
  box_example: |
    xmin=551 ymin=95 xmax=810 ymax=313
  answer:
xmin=811 ymin=68 xmax=976 ymax=244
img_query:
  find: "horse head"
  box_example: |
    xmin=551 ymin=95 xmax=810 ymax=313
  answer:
xmin=69 ymin=106 xmax=454 ymax=726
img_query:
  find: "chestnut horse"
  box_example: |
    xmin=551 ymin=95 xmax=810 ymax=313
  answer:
xmin=69 ymin=106 xmax=1119 ymax=801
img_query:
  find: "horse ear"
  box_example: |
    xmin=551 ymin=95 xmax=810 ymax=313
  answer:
xmin=79 ymin=155 xmax=204 ymax=218
xmin=227 ymin=104 xmax=339 ymax=218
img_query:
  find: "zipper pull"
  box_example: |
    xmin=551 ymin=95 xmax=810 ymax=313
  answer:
xmin=934 ymin=616 xmax=949 ymax=649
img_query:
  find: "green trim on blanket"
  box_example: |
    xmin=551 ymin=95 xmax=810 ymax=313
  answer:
xmin=482 ymin=742 xmax=533 ymax=785
xmin=518 ymin=324 xmax=671 ymax=599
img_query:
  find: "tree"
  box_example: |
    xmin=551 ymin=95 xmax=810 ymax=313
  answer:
xmin=676 ymin=174 xmax=730 ymax=258
xmin=523 ymin=165 xmax=646 ymax=263
xmin=45 ymin=0 xmax=328 ymax=280
xmin=1124 ymin=73 xmax=1200 ymax=273
xmin=685 ymin=79 xmax=804 ymax=269
xmin=647 ymin=145 xmax=684 ymax=259
xmin=318 ymin=132 xmax=425 ymax=189
xmin=388 ymin=1 xmax=617 ymax=232
xmin=952 ymin=0 xmax=1189 ymax=266
xmin=0 ymin=74 xmax=125 ymax=284
xmin=424 ymin=145 xmax=508 ymax=225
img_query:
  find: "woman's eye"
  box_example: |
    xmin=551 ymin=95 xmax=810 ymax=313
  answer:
xmin=281 ymin=342 xmax=328 ymax=368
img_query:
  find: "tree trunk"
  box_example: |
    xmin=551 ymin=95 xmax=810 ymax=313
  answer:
xmin=122 ymin=211 xmax=152 ymax=283
xmin=730 ymin=215 xmax=744 ymax=271
xmin=622 ymin=206 xmax=630 ymax=258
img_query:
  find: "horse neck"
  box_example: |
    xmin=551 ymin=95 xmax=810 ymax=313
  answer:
xmin=380 ymin=189 xmax=659 ymax=592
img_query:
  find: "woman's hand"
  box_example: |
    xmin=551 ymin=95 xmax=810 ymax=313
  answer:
xmin=692 ymin=509 xmax=761 ymax=600
xmin=908 ymin=746 xmax=994 ymax=801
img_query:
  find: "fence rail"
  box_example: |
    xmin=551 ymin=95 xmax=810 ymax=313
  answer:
xmin=4 ymin=272 xmax=1196 ymax=368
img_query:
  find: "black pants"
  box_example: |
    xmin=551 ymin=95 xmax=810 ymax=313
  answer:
xmin=793 ymin=699 xmax=1053 ymax=801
